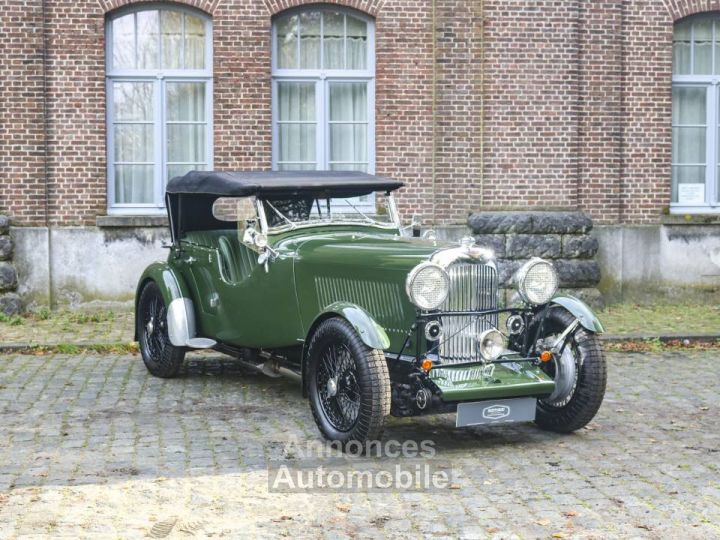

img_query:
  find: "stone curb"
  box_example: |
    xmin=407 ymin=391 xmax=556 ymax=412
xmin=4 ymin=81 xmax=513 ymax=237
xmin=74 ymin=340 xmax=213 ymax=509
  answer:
xmin=600 ymin=333 xmax=720 ymax=343
xmin=1 ymin=334 xmax=719 ymax=354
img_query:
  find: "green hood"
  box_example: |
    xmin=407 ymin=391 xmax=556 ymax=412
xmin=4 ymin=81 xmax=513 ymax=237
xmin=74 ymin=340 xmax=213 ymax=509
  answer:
xmin=293 ymin=230 xmax=445 ymax=270
xmin=288 ymin=229 xmax=450 ymax=349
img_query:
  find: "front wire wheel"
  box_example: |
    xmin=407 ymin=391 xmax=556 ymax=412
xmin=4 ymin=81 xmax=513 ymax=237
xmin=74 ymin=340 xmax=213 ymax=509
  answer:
xmin=137 ymin=281 xmax=186 ymax=378
xmin=307 ymin=318 xmax=391 ymax=446
xmin=534 ymin=306 xmax=607 ymax=432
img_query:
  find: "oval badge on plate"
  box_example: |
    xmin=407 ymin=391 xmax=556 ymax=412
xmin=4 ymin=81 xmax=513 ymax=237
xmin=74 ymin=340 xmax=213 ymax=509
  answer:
xmin=482 ymin=404 xmax=510 ymax=420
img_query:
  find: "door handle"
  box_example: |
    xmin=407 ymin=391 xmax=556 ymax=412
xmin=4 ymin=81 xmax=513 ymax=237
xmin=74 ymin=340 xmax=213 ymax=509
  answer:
xmin=184 ymin=256 xmax=196 ymax=265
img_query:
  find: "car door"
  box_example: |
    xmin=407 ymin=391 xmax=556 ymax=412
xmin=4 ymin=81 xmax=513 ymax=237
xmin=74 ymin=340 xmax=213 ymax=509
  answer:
xmin=197 ymin=198 xmax=304 ymax=348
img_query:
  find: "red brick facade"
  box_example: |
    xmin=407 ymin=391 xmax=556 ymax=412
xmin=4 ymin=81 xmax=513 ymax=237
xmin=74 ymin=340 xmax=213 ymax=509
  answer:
xmin=0 ymin=0 xmax=713 ymax=227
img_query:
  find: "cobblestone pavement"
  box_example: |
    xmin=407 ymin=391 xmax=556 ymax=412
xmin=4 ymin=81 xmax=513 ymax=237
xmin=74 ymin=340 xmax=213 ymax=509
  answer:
xmin=0 ymin=350 xmax=718 ymax=539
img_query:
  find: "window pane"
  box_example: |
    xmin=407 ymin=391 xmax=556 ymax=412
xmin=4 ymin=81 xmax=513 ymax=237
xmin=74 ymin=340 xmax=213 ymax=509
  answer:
xmin=329 ymin=83 xmax=367 ymax=121
xmin=329 ymin=163 xmax=367 ymax=172
xmin=185 ymin=14 xmax=206 ymax=69
xmin=694 ymin=20 xmax=713 ymax=74
xmin=113 ymin=82 xmax=153 ymax=121
xmin=112 ymin=14 xmax=136 ymax=69
xmin=277 ymin=15 xmax=298 ymax=69
xmin=167 ymin=125 xmax=206 ymax=162
xmin=161 ymin=10 xmax=183 ymax=69
xmin=278 ymin=82 xmax=315 ymax=121
xmin=673 ymin=41 xmax=691 ymax=75
xmin=299 ymin=11 xmax=321 ymax=69
xmin=168 ymin=164 xmax=204 ymax=181
xmin=278 ymin=162 xmax=316 ymax=171
xmin=346 ymin=16 xmax=367 ymax=69
xmin=672 ymin=87 xmax=706 ymax=125
xmin=137 ymin=11 xmax=159 ymax=69
xmin=166 ymin=82 xmax=205 ymax=121
xmin=323 ymin=12 xmax=344 ymax=69
xmin=114 ymin=125 xmax=154 ymax=162
xmin=278 ymin=124 xmax=316 ymax=162
xmin=672 ymin=127 xmax=705 ymax=163
xmin=115 ymin=165 xmax=154 ymax=204
xmin=672 ymin=165 xmax=705 ymax=202
xmin=329 ymin=124 xmax=367 ymax=162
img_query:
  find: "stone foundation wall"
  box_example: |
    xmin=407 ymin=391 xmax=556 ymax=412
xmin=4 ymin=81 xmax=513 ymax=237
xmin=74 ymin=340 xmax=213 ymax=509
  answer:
xmin=467 ymin=212 xmax=603 ymax=308
xmin=0 ymin=216 xmax=22 ymax=315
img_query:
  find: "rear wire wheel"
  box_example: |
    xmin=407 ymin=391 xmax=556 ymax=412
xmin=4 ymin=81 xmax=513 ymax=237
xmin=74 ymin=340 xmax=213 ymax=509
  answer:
xmin=137 ymin=281 xmax=185 ymax=378
xmin=307 ymin=318 xmax=391 ymax=447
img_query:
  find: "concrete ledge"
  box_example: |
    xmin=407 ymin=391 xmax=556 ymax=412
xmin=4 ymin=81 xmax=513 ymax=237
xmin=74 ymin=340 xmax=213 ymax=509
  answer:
xmin=96 ymin=215 xmax=168 ymax=228
xmin=661 ymin=214 xmax=720 ymax=226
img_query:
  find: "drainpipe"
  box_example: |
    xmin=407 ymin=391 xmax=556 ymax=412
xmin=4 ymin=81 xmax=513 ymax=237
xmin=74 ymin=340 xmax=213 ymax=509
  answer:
xmin=41 ymin=0 xmax=54 ymax=308
xmin=477 ymin=0 xmax=484 ymax=210
xmin=430 ymin=0 xmax=437 ymax=225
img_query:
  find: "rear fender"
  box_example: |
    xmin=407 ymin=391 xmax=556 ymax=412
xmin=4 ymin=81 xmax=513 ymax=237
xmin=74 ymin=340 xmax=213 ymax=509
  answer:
xmin=551 ymin=295 xmax=604 ymax=334
xmin=135 ymin=262 xmax=198 ymax=346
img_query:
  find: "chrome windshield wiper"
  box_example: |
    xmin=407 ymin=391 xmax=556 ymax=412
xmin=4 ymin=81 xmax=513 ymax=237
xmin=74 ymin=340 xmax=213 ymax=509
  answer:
xmin=343 ymin=198 xmax=377 ymax=225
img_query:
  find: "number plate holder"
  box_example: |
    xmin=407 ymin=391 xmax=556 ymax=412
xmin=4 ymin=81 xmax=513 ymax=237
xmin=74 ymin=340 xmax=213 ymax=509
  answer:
xmin=456 ymin=397 xmax=537 ymax=427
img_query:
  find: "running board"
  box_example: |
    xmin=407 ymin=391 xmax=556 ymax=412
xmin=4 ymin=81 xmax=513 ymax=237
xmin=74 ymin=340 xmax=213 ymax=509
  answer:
xmin=186 ymin=337 xmax=217 ymax=349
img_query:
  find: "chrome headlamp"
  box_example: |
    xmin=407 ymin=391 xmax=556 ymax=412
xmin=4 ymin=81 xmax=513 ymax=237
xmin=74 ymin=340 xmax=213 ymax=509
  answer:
xmin=478 ymin=329 xmax=506 ymax=361
xmin=515 ymin=258 xmax=559 ymax=305
xmin=405 ymin=262 xmax=450 ymax=310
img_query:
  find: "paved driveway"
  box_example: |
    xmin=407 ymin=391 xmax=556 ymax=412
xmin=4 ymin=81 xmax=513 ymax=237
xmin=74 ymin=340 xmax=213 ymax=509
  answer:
xmin=0 ymin=351 xmax=718 ymax=539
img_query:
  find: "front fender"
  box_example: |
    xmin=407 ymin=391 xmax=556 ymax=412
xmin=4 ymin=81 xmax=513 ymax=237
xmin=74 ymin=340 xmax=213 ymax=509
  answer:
xmin=313 ymin=301 xmax=392 ymax=350
xmin=135 ymin=262 xmax=198 ymax=346
xmin=551 ymin=295 xmax=604 ymax=334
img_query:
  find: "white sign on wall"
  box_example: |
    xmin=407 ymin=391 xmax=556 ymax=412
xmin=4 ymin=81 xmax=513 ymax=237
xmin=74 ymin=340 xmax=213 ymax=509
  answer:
xmin=678 ymin=183 xmax=706 ymax=205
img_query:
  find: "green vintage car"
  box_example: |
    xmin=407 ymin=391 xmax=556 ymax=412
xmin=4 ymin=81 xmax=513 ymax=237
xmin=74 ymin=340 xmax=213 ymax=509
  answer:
xmin=135 ymin=171 xmax=606 ymax=445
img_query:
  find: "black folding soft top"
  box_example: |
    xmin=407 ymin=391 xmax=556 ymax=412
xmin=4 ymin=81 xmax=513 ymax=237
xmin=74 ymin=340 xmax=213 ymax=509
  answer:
xmin=166 ymin=170 xmax=404 ymax=199
xmin=165 ymin=170 xmax=404 ymax=241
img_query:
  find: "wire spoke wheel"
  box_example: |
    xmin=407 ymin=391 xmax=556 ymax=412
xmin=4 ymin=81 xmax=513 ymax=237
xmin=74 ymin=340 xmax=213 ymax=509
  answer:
xmin=316 ymin=343 xmax=361 ymax=431
xmin=141 ymin=294 xmax=168 ymax=360
xmin=307 ymin=318 xmax=390 ymax=446
xmin=136 ymin=281 xmax=185 ymax=378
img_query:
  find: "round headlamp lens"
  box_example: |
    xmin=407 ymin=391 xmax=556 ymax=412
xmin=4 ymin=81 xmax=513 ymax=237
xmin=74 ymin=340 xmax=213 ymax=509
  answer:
xmin=478 ymin=329 xmax=505 ymax=361
xmin=518 ymin=259 xmax=559 ymax=305
xmin=406 ymin=263 xmax=450 ymax=310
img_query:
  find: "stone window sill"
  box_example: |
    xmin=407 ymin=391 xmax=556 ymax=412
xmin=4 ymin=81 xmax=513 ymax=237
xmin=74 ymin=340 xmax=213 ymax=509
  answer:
xmin=661 ymin=214 xmax=720 ymax=226
xmin=96 ymin=215 xmax=168 ymax=228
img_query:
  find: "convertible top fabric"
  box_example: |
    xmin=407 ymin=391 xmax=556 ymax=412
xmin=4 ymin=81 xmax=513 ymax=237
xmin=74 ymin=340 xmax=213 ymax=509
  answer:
xmin=165 ymin=170 xmax=404 ymax=241
xmin=166 ymin=170 xmax=404 ymax=198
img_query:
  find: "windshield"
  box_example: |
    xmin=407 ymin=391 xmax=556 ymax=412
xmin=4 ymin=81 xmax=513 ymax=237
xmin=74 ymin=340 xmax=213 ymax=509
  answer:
xmin=260 ymin=193 xmax=400 ymax=232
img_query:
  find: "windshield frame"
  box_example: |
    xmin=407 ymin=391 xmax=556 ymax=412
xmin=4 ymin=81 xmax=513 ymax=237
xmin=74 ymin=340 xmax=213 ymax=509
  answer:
xmin=255 ymin=192 xmax=402 ymax=235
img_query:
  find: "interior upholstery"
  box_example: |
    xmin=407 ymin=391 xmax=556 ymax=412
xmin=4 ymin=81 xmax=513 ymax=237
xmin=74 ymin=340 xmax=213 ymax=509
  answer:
xmin=182 ymin=229 xmax=255 ymax=282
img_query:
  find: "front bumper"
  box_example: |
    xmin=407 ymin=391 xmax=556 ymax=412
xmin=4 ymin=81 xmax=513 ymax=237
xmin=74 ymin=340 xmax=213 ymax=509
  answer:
xmin=428 ymin=356 xmax=555 ymax=402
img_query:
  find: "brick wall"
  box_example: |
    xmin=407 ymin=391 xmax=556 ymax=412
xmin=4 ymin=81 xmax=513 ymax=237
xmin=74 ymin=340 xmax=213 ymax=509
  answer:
xmin=0 ymin=0 xmax=709 ymax=228
xmin=0 ymin=1 xmax=47 ymax=226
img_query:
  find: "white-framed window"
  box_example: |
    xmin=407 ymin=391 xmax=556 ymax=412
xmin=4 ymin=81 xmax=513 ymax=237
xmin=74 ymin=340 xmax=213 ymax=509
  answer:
xmin=271 ymin=7 xmax=375 ymax=208
xmin=106 ymin=5 xmax=213 ymax=214
xmin=672 ymin=15 xmax=720 ymax=213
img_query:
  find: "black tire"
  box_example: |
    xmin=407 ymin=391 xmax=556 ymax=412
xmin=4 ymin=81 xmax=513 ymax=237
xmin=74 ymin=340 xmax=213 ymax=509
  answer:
xmin=306 ymin=318 xmax=391 ymax=446
xmin=534 ymin=306 xmax=606 ymax=433
xmin=136 ymin=281 xmax=185 ymax=378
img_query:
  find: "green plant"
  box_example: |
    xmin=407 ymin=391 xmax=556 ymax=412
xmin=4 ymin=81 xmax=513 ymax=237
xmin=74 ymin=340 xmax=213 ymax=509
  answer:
xmin=0 ymin=313 xmax=24 ymax=325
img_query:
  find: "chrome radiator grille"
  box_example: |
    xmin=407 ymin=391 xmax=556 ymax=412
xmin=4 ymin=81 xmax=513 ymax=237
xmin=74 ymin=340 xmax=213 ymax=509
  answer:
xmin=438 ymin=262 xmax=499 ymax=364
